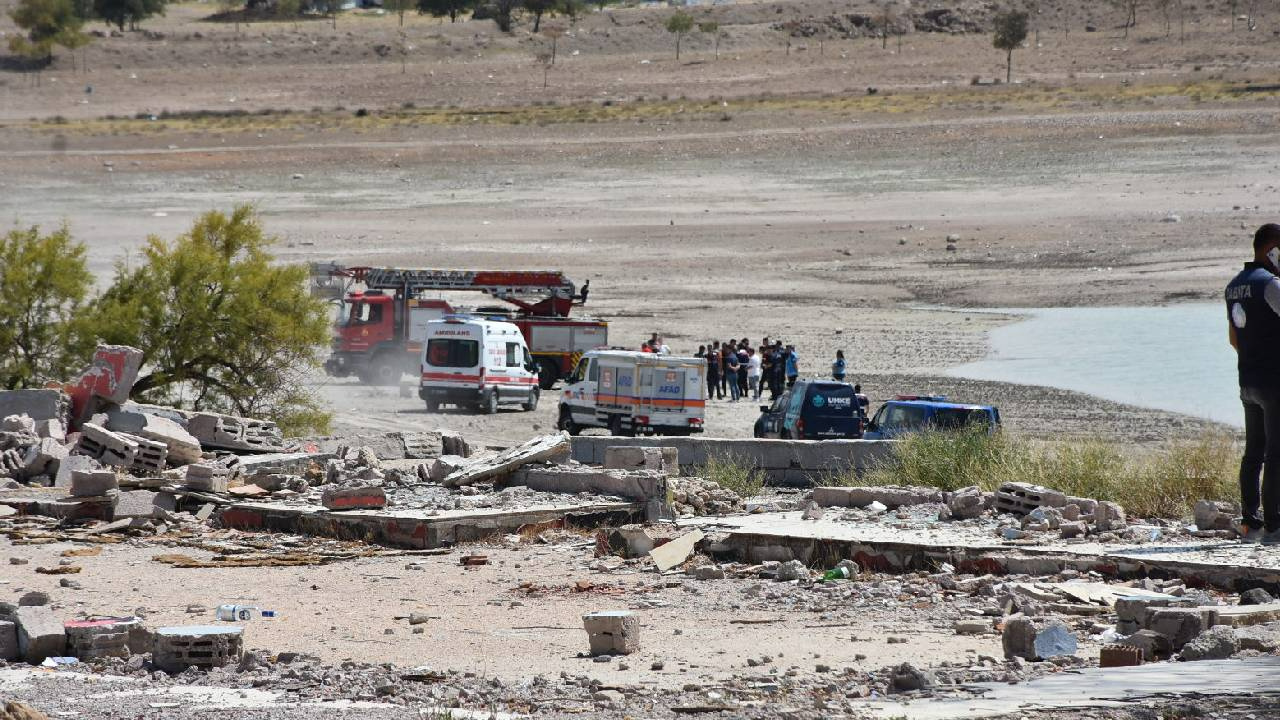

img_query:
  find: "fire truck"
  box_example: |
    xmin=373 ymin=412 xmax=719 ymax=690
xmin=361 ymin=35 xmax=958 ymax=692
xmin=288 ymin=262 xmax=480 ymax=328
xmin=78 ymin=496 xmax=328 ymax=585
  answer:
xmin=311 ymin=264 xmax=608 ymax=389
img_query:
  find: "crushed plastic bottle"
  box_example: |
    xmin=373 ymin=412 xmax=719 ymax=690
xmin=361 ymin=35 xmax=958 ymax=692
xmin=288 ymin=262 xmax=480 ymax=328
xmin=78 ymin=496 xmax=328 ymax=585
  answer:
xmin=821 ymin=566 xmax=851 ymax=581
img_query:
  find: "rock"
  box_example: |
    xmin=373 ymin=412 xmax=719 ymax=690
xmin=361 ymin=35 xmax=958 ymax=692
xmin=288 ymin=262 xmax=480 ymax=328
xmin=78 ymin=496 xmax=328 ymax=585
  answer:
xmin=801 ymin=501 xmax=824 ymax=521
xmin=692 ymin=565 xmax=725 ymax=581
xmin=1094 ymin=501 xmax=1126 ymax=532
xmin=1162 ymin=213 xmax=1181 ymax=223
xmin=1058 ymin=520 xmax=1087 ymax=539
xmin=1193 ymin=499 xmax=1236 ymax=532
xmin=954 ymin=619 xmax=991 ymax=635
xmin=775 ymin=559 xmax=806 ymax=582
xmin=1124 ymin=629 xmax=1172 ymax=661
xmin=948 ymin=485 xmax=985 ymax=520
xmin=890 ymin=662 xmax=936 ymax=692
xmin=408 ymin=612 xmax=431 ymax=625
xmin=9 ymin=558 xmax=28 ymax=566
xmin=18 ymin=592 xmax=49 ymax=607
xmin=1147 ymin=608 xmax=1213 ymax=651
xmin=1002 ymin=615 xmax=1077 ymax=660
xmin=1240 ymin=588 xmax=1274 ymax=606
xmin=1180 ymin=625 xmax=1239 ymax=661
xmin=0 ymin=701 xmax=50 ymax=720
xmin=1236 ymin=622 xmax=1280 ymax=652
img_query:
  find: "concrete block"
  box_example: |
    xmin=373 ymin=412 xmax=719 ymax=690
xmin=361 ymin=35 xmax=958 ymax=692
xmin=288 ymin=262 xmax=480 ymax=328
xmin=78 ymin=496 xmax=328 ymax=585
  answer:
xmin=54 ymin=455 xmax=101 ymax=489
xmin=1065 ymin=496 xmax=1098 ymax=515
xmin=948 ymin=486 xmax=986 ymax=519
xmin=15 ymin=605 xmax=65 ymax=664
xmin=1180 ymin=625 xmax=1240 ymax=661
xmin=812 ymin=487 xmax=853 ymax=507
xmin=601 ymin=526 xmax=655 ymax=558
xmin=1058 ymin=520 xmax=1087 ymax=539
xmin=1148 ymin=608 xmax=1216 ymax=651
xmin=1002 ymin=615 xmax=1077 ymax=660
xmin=583 ymin=611 xmax=639 ymax=655
xmin=187 ymin=412 xmax=284 ymax=453
xmin=184 ymin=463 xmax=230 ymax=493
xmin=70 ymin=469 xmax=119 ymax=498
xmin=35 ymin=419 xmax=66 ymax=442
xmin=1236 ymin=623 xmax=1280 ymax=652
xmin=321 ymin=485 xmax=387 ymax=511
xmin=119 ymin=433 xmax=166 ymax=473
xmin=75 ymin=423 xmax=138 ymax=467
xmin=426 ymin=454 xmax=467 ymax=483
xmin=152 ymin=625 xmax=243 ymax=672
xmin=1194 ymin=500 xmax=1237 ymax=532
xmin=994 ymin=482 xmax=1067 ymax=515
xmin=20 ymin=437 xmax=67 ymax=478
xmin=604 ymin=446 xmax=679 ymax=472
xmin=64 ymin=618 xmax=137 ymax=659
xmin=115 ymin=489 xmax=176 ymax=519
xmin=0 ymin=620 xmax=17 ymax=661
xmin=1095 ymin=501 xmax=1127 ymax=532
xmin=0 ymin=390 xmax=70 ymax=425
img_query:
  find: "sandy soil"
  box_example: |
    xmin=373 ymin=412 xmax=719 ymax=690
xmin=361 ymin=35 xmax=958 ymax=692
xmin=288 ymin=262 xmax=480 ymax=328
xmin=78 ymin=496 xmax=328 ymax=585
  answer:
xmin=4 ymin=0 xmax=1276 ymax=448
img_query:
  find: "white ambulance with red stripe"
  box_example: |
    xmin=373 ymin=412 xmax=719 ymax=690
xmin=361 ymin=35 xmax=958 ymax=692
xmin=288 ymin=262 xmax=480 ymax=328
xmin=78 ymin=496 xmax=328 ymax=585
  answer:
xmin=418 ymin=316 xmax=540 ymax=414
xmin=557 ymin=350 xmax=706 ymax=436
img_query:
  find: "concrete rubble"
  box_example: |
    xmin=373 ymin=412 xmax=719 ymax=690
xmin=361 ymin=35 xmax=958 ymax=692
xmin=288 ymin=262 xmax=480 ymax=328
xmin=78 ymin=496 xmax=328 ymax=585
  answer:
xmin=3 ymin=410 xmax=1279 ymax=719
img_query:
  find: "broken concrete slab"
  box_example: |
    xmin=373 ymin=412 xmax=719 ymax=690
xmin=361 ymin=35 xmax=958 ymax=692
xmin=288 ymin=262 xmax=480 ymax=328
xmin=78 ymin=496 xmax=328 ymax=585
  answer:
xmin=510 ymin=466 xmax=667 ymax=503
xmin=1211 ymin=602 xmax=1280 ymax=628
xmin=812 ymin=485 xmax=944 ymax=509
xmin=444 ymin=433 xmax=570 ymax=488
xmin=649 ymin=529 xmax=704 ymax=573
xmin=1148 ymin=607 xmax=1217 ymax=650
xmin=425 ymin=454 xmax=467 ymax=483
xmin=1235 ymin=622 xmax=1280 ymax=652
xmin=152 ymin=625 xmax=243 ymax=673
xmin=66 ymin=345 xmax=143 ymax=427
xmin=1180 ymin=625 xmax=1239 ymax=660
xmin=583 ymin=610 xmax=639 ymax=655
xmin=21 ymin=438 xmax=66 ymax=478
xmin=64 ymin=617 xmax=138 ymax=660
xmin=0 ymin=621 xmax=17 ymax=661
xmin=184 ymin=463 xmax=230 ymax=493
xmin=54 ymin=455 xmax=101 ymax=489
xmin=603 ymin=446 xmax=679 ymax=472
xmin=1001 ymin=615 xmax=1076 ymax=660
xmin=0 ymin=390 xmax=70 ymax=426
xmin=15 ymin=605 xmax=65 ymax=664
xmin=186 ymin=412 xmax=284 ymax=453
xmin=70 ymin=469 xmax=119 ymax=498
xmin=114 ymin=489 xmax=177 ymax=519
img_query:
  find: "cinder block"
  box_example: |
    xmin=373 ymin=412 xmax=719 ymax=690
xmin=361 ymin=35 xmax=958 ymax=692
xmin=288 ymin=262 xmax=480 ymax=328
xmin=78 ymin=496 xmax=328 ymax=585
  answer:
xmin=583 ymin=610 xmax=640 ymax=655
xmin=15 ymin=605 xmax=66 ymax=664
xmin=1100 ymin=644 xmax=1143 ymax=667
xmin=75 ymin=423 xmax=138 ymax=467
xmin=152 ymin=625 xmax=243 ymax=672
xmin=22 ymin=437 xmax=68 ymax=477
xmin=994 ymin=482 xmax=1067 ymax=515
xmin=106 ymin=410 xmax=202 ymax=465
xmin=118 ymin=433 xmax=167 ymax=473
xmin=184 ymin=463 xmax=229 ymax=493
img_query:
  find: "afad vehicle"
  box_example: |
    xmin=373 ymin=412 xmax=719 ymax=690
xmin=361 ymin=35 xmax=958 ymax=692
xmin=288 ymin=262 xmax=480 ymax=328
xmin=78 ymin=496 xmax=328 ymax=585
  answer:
xmin=753 ymin=380 xmax=867 ymax=439
xmin=418 ymin=316 xmax=540 ymax=414
xmin=863 ymin=395 xmax=1001 ymax=440
xmin=312 ymin=264 xmax=606 ymax=389
xmin=557 ymin=350 xmax=706 ymax=437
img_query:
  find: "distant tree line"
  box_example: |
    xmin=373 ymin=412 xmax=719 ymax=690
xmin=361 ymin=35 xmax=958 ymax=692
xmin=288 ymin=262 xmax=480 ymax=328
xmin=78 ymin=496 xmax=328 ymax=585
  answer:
xmin=7 ymin=0 xmax=169 ymax=65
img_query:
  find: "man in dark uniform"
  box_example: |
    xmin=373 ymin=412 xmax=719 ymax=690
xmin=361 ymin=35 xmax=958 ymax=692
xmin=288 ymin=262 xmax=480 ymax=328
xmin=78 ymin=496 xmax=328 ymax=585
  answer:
xmin=1226 ymin=223 xmax=1280 ymax=543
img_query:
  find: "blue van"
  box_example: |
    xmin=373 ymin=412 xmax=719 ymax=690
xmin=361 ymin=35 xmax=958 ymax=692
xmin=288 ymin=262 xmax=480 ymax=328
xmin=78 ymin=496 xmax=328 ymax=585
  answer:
xmin=862 ymin=396 xmax=1001 ymax=440
xmin=753 ymin=380 xmax=866 ymax=440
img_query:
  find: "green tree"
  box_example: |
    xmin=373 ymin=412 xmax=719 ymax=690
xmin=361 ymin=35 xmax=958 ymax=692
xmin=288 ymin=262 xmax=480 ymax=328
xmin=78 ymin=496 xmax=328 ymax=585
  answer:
xmin=417 ymin=0 xmax=471 ymax=22
xmin=0 ymin=224 xmax=95 ymax=390
xmin=697 ymin=19 xmax=719 ymax=58
xmin=92 ymin=207 xmax=332 ymax=435
xmin=9 ymin=0 xmax=84 ymax=63
xmin=92 ymin=0 xmax=165 ymax=31
xmin=275 ymin=0 xmax=301 ymax=29
xmin=558 ymin=0 xmax=582 ymax=25
xmin=992 ymin=9 xmax=1028 ymax=83
xmin=489 ymin=0 xmax=518 ymax=31
xmin=385 ymin=0 xmax=413 ymax=25
xmin=523 ymin=0 xmax=553 ymax=32
xmin=665 ymin=10 xmax=692 ymax=61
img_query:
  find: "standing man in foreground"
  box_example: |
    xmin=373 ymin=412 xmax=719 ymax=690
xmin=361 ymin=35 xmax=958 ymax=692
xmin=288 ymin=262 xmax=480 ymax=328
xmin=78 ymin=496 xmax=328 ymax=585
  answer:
xmin=1226 ymin=223 xmax=1280 ymax=542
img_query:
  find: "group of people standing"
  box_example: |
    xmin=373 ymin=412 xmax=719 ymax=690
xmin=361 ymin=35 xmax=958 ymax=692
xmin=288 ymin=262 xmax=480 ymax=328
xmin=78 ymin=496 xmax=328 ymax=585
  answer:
xmin=695 ymin=338 xmax=800 ymax=402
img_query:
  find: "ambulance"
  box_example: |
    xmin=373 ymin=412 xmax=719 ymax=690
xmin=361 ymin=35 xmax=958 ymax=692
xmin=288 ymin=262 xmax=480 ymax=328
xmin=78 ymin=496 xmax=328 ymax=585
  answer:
xmin=418 ymin=316 xmax=540 ymax=414
xmin=556 ymin=350 xmax=706 ymax=436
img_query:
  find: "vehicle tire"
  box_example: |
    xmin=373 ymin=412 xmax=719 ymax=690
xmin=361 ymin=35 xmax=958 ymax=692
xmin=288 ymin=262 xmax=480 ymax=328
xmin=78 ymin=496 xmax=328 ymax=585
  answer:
xmin=424 ymin=400 xmax=439 ymax=413
xmin=608 ymin=415 xmax=632 ymax=437
xmin=367 ymin=354 xmax=401 ymax=386
xmin=522 ymin=388 xmax=539 ymax=412
xmin=538 ymin=364 xmax=558 ymax=391
xmin=483 ymin=391 xmax=499 ymax=415
xmin=558 ymin=407 xmax=579 ymax=436
xmin=780 ymin=429 xmax=792 ymax=440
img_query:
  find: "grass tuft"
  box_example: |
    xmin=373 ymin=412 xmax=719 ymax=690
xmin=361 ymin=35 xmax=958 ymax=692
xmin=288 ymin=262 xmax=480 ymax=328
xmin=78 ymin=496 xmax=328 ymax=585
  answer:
xmin=698 ymin=451 xmax=764 ymax=499
xmin=856 ymin=426 xmax=1238 ymax=519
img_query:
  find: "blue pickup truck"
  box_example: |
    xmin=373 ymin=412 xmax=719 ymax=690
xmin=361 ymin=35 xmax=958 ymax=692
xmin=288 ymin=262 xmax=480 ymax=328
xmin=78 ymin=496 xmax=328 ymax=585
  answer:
xmin=862 ymin=395 xmax=1001 ymax=440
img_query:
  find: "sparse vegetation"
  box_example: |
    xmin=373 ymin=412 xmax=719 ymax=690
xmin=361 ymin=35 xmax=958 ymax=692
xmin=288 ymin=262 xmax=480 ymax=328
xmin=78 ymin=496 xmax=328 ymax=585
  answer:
xmin=699 ymin=452 xmax=764 ymax=499
xmin=855 ymin=426 xmax=1237 ymax=518
xmin=8 ymin=0 xmax=89 ymax=65
xmin=665 ymin=10 xmax=693 ymax=61
xmin=992 ymin=9 xmax=1029 ymax=83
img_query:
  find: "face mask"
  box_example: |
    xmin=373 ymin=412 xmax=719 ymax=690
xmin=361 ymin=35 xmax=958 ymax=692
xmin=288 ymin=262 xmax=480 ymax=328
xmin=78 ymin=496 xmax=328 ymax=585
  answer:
xmin=1269 ymin=247 xmax=1280 ymax=269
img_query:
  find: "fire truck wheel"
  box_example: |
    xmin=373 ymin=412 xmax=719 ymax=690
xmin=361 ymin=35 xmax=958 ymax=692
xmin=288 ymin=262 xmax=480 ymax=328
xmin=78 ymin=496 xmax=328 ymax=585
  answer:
xmin=368 ymin=354 xmax=401 ymax=386
xmin=522 ymin=389 xmax=539 ymax=412
xmin=424 ymin=400 xmax=439 ymax=413
xmin=483 ymin=391 xmax=499 ymax=415
xmin=538 ymin=364 xmax=558 ymax=390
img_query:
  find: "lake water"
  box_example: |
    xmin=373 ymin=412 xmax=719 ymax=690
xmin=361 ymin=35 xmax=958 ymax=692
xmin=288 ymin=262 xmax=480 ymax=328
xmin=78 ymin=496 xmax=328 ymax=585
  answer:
xmin=948 ymin=303 xmax=1243 ymax=427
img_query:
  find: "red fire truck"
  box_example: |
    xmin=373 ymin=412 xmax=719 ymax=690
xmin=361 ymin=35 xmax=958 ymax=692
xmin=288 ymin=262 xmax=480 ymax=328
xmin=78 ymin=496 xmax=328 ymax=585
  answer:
xmin=311 ymin=264 xmax=608 ymax=389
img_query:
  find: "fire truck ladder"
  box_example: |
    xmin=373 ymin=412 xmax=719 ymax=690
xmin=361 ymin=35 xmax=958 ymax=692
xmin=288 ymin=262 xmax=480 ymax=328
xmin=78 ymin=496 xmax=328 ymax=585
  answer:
xmin=311 ymin=264 xmax=583 ymax=316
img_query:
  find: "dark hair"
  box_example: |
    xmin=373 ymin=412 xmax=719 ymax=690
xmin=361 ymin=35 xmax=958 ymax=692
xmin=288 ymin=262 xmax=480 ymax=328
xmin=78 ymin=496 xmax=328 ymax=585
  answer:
xmin=1255 ymin=224 xmax=1280 ymax=252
